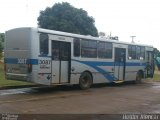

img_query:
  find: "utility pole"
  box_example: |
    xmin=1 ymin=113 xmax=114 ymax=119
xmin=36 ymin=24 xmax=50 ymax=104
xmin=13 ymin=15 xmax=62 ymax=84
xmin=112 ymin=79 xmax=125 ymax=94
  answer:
xmin=130 ymin=36 xmax=136 ymax=43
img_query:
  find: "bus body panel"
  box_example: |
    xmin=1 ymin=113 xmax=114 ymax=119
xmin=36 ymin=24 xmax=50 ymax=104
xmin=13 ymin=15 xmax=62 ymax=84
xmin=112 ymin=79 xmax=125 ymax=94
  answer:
xmin=5 ymin=28 xmax=31 ymax=81
xmin=4 ymin=27 xmax=154 ymax=86
xmin=37 ymin=57 xmax=52 ymax=85
xmin=70 ymin=60 xmax=113 ymax=84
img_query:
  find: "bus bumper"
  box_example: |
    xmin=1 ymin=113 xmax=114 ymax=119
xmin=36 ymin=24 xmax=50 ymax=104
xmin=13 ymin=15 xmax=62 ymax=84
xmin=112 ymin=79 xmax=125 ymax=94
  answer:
xmin=5 ymin=73 xmax=29 ymax=81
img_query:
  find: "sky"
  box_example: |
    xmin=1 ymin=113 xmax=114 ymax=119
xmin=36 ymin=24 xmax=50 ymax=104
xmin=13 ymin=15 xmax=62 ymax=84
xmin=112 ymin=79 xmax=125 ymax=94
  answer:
xmin=0 ymin=0 xmax=160 ymax=50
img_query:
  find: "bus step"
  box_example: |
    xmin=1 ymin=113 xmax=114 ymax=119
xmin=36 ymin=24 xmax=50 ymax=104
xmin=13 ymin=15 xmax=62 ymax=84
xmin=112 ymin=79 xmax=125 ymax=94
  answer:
xmin=51 ymin=83 xmax=72 ymax=86
xmin=113 ymin=80 xmax=124 ymax=84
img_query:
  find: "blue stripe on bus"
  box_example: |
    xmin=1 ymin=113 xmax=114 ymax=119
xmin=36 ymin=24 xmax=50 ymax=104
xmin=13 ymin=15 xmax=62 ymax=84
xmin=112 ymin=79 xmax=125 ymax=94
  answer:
xmin=27 ymin=59 xmax=38 ymax=64
xmin=72 ymin=59 xmax=146 ymax=82
xmin=72 ymin=60 xmax=116 ymax=81
xmin=4 ymin=58 xmax=17 ymax=64
xmin=126 ymin=62 xmax=146 ymax=66
xmin=72 ymin=60 xmax=146 ymax=67
xmin=4 ymin=58 xmax=38 ymax=65
xmin=5 ymin=58 xmax=146 ymax=67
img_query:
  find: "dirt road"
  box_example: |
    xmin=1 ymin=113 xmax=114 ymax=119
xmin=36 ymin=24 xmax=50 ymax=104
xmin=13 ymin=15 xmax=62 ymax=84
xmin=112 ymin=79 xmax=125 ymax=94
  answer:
xmin=0 ymin=81 xmax=160 ymax=114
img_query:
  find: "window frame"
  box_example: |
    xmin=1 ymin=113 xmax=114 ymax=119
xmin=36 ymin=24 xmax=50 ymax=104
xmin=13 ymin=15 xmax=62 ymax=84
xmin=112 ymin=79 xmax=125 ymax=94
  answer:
xmin=81 ymin=39 xmax=97 ymax=58
xmin=128 ymin=45 xmax=145 ymax=60
xmin=73 ymin=38 xmax=81 ymax=57
xmin=98 ymin=41 xmax=112 ymax=59
xmin=39 ymin=33 xmax=49 ymax=55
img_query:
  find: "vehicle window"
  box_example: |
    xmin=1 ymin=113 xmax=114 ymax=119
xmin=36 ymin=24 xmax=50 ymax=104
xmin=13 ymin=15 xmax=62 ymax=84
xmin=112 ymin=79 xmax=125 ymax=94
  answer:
xmin=132 ymin=45 xmax=136 ymax=59
xmin=39 ymin=33 xmax=49 ymax=55
xmin=140 ymin=46 xmax=145 ymax=60
xmin=73 ymin=38 xmax=80 ymax=57
xmin=128 ymin=45 xmax=132 ymax=59
xmin=98 ymin=42 xmax=112 ymax=59
xmin=136 ymin=46 xmax=141 ymax=59
xmin=81 ymin=39 xmax=97 ymax=58
xmin=128 ymin=45 xmax=145 ymax=60
xmin=128 ymin=45 xmax=136 ymax=60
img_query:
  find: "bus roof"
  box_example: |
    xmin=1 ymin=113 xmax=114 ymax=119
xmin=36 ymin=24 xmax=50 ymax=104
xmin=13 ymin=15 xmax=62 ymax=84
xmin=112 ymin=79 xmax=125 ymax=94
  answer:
xmin=6 ymin=27 xmax=153 ymax=48
xmin=37 ymin=28 xmax=153 ymax=48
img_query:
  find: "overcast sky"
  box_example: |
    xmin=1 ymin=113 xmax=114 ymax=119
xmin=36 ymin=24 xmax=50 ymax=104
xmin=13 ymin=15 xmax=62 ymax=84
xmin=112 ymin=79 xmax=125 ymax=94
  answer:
xmin=0 ymin=0 xmax=160 ymax=50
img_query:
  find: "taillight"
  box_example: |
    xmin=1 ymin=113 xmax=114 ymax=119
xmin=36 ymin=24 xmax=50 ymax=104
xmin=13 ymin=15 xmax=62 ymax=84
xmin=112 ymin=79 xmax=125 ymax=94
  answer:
xmin=28 ymin=64 xmax=32 ymax=73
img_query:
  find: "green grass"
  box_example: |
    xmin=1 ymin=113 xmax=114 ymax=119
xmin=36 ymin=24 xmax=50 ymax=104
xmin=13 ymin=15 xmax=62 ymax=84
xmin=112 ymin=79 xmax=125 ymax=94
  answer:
xmin=0 ymin=61 xmax=33 ymax=88
xmin=153 ymin=70 xmax=160 ymax=81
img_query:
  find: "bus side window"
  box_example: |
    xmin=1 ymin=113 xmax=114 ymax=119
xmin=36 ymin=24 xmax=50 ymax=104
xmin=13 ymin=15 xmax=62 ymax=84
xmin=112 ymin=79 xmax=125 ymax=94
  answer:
xmin=128 ymin=45 xmax=136 ymax=60
xmin=98 ymin=42 xmax=112 ymax=59
xmin=136 ymin=46 xmax=141 ymax=59
xmin=73 ymin=38 xmax=80 ymax=57
xmin=39 ymin=33 xmax=49 ymax=55
xmin=81 ymin=39 xmax=97 ymax=58
xmin=140 ymin=47 xmax=145 ymax=60
xmin=128 ymin=45 xmax=132 ymax=59
xmin=131 ymin=45 xmax=136 ymax=59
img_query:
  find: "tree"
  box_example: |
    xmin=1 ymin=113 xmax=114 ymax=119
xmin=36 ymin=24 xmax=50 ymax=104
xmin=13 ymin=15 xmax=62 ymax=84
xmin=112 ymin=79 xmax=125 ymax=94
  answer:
xmin=154 ymin=48 xmax=160 ymax=70
xmin=0 ymin=33 xmax=4 ymax=59
xmin=37 ymin=2 xmax=98 ymax=37
xmin=0 ymin=33 xmax=4 ymax=42
xmin=98 ymin=32 xmax=106 ymax=37
xmin=154 ymin=48 xmax=160 ymax=57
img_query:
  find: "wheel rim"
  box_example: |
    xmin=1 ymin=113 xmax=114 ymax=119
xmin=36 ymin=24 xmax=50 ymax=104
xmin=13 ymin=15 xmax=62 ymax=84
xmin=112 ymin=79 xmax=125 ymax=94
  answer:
xmin=80 ymin=72 xmax=92 ymax=89
xmin=81 ymin=76 xmax=89 ymax=85
xmin=136 ymin=73 xmax=142 ymax=83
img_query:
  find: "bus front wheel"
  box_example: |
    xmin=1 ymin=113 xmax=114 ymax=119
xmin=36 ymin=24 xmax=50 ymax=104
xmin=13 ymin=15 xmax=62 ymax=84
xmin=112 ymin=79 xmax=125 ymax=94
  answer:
xmin=79 ymin=72 xmax=93 ymax=90
xmin=135 ymin=71 xmax=143 ymax=84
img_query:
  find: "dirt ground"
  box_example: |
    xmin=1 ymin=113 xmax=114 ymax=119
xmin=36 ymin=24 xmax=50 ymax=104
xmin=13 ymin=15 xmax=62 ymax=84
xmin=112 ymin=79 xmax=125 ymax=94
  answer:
xmin=0 ymin=81 xmax=160 ymax=114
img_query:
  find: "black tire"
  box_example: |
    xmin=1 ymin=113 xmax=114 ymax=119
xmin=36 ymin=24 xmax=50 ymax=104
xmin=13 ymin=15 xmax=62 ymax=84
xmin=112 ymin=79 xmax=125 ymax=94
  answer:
xmin=135 ymin=72 xmax=142 ymax=84
xmin=79 ymin=72 xmax=93 ymax=90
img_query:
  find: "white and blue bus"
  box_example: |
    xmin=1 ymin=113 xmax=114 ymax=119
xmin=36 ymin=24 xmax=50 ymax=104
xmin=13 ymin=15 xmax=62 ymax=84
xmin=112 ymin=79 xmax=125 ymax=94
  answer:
xmin=4 ymin=27 xmax=154 ymax=89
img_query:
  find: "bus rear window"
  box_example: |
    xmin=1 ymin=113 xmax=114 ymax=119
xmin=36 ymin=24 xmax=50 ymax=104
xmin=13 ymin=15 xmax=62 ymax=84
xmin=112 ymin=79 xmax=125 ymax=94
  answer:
xmin=40 ymin=33 xmax=49 ymax=55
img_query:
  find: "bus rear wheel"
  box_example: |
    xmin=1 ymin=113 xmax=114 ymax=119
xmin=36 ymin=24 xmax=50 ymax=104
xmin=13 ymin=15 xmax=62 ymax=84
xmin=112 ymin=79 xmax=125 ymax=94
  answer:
xmin=79 ymin=72 xmax=93 ymax=90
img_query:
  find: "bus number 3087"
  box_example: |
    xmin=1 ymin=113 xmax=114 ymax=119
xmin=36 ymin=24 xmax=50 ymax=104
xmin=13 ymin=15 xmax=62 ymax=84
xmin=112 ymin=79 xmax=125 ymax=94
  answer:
xmin=39 ymin=60 xmax=51 ymax=65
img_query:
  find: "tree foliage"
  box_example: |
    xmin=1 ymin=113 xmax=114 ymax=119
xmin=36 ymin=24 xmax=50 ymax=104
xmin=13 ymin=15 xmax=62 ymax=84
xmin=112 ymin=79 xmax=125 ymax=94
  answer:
xmin=37 ymin=2 xmax=98 ymax=36
xmin=0 ymin=33 xmax=4 ymax=59
xmin=0 ymin=33 xmax=4 ymax=51
xmin=0 ymin=33 xmax=4 ymax=42
xmin=154 ymin=48 xmax=160 ymax=57
xmin=153 ymin=48 xmax=160 ymax=69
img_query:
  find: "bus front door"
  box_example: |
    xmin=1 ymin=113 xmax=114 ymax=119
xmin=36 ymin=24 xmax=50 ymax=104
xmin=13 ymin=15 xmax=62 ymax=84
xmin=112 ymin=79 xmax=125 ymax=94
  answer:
xmin=114 ymin=48 xmax=126 ymax=82
xmin=146 ymin=51 xmax=154 ymax=78
xmin=51 ymin=41 xmax=71 ymax=84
